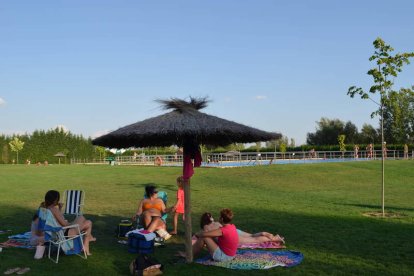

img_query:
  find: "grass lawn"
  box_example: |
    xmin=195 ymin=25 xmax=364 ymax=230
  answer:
xmin=0 ymin=161 xmax=413 ymax=275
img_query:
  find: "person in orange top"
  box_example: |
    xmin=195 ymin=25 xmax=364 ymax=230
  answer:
xmin=133 ymin=185 xmax=167 ymax=233
xmin=170 ymin=176 xmax=185 ymax=235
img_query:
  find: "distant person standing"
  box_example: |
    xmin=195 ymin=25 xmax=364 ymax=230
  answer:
xmin=354 ymin=145 xmax=359 ymax=159
xmin=367 ymin=143 xmax=373 ymax=159
xmin=404 ymin=144 xmax=409 ymax=159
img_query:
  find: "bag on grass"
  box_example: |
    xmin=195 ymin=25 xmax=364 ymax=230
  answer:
xmin=129 ymin=254 xmax=163 ymax=276
xmin=117 ymin=220 xmax=134 ymax=240
xmin=128 ymin=233 xmax=154 ymax=254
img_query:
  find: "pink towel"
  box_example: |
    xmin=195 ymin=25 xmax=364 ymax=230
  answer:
xmin=183 ymin=148 xmax=202 ymax=180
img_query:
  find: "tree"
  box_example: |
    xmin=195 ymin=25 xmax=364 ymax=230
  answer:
xmin=95 ymin=146 xmax=107 ymax=160
xmin=383 ymin=87 xmax=414 ymax=143
xmin=347 ymin=37 xmax=414 ymax=216
xmin=359 ymin=123 xmax=379 ymax=144
xmin=338 ymin=135 xmax=346 ymax=157
xmin=343 ymin=121 xmax=359 ymax=144
xmin=307 ymin=118 xmax=345 ymax=145
xmin=9 ymin=137 xmax=25 ymax=164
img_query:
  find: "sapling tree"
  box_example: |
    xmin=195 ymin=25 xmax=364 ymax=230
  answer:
xmin=347 ymin=37 xmax=414 ymax=216
xmin=9 ymin=137 xmax=24 ymax=164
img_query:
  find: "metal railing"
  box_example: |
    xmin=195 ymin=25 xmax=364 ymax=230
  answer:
xmin=71 ymin=150 xmax=413 ymax=166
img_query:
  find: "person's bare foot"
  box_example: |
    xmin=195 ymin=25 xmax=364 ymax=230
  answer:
xmin=170 ymin=231 xmax=177 ymax=235
xmin=90 ymin=236 xmax=97 ymax=242
xmin=273 ymin=234 xmax=285 ymax=244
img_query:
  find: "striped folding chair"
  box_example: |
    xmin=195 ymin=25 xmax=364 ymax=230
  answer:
xmin=63 ymin=190 xmax=85 ymax=217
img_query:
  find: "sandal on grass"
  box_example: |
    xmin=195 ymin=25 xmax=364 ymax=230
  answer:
xmin=16 ymin=268 xmax=30 ymax=275
xmin=4 ymin=267 xmax=21 ymax=275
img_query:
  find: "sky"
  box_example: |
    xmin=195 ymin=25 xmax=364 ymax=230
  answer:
xmin=1 ymin=1 xmax=414 ymax=145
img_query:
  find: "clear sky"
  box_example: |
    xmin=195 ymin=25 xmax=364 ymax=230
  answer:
xmin=1 ymin=1 xmax=414 ymax=145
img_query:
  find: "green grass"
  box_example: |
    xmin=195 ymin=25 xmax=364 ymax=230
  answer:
xmin=0 ymin=161 xmax=413 ymax=275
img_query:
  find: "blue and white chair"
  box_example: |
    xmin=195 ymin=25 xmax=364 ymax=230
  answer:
xmin=37 ymin=207 xmax=87 ymax=263
xmin=63 ymin=190 xmax=85 ymax=217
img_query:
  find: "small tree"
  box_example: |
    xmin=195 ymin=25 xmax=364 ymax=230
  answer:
xmin=9 ymin=137 xmax=25 ymax=164
xmin=338 ymin=135 xmax=346 ymax=157
xmin=280 ymin=143 xmax=287 ymax=159
xmin=347 ymin=37 xmax=414 ymax=216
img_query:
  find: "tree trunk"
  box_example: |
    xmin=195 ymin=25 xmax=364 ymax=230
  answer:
xmin=183 ymin=178 xmax=193 ymax=262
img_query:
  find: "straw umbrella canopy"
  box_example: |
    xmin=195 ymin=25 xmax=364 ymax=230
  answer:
xmin=92 ymin=97 xmax=281 ymax=262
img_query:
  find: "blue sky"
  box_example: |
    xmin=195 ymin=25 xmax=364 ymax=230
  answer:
xmin=1 ymin=1 xmax=414 ymax=145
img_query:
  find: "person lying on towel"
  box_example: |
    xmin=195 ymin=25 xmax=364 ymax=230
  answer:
xmin=200 ymin=212 xmax=285 ymax=245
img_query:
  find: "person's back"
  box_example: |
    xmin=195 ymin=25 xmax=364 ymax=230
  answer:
xmin=217 ymin=223 xmax=238 ymax=257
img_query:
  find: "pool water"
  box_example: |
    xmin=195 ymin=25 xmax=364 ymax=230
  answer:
xmin=202 ymin=158 xmax=371 ymax=167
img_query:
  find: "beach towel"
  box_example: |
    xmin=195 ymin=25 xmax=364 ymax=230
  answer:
xmin=0 ymin=232 xmax=34 ymax=249
xmin=195 ymin=250 xmax=303 ymax=270
xmin=239 ymin=241 xmax=286 ymax=249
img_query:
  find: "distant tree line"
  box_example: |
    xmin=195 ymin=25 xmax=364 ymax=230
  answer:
xmin=306 ymin=117 xmax=413 ymax=150
xmin=0 ymin=128 xmax=96 ymax=164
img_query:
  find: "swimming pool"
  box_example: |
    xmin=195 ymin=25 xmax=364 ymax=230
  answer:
xmin=202 ymin=158 xmax=371 ymax=167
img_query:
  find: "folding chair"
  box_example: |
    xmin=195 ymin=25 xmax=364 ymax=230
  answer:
xmin=37 ymin=207 xmax=87 ymax=263
xmin=63 ymin=190 xmax=85 ymax=217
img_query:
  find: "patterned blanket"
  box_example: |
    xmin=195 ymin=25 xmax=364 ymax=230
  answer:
xmin=196 ymin=250 xmax=303 ymax=270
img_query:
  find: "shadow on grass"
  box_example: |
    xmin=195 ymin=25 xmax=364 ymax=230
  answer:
xmin=1 ymin=204 xmax=413 ymax=275
xmin=335 ymin=203 xmax=414 ymax=212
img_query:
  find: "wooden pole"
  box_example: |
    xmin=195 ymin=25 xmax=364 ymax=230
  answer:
xmin=183 ymin=178 xmax=193 ymax=262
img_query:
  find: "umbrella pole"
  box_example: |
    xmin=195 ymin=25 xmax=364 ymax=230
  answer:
xmin=183 ymin=178 xmax=193 ymax=263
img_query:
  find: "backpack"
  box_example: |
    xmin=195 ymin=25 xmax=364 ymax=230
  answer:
xmin=117 ymin=220 xmax=134 ymax=240
xmin=129 ymin=254 xmax=163 ymax=276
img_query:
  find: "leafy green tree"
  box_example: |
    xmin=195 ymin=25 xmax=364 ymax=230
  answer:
xmin=9 ymin=137 xmax=24 ymax=164
xmin=383 ymin=87 xmax=414 ymax=143
xmin=338 ymin=135 xmax=346 ymax=156
xmin=348 ymin=37 xmax=414 ymax=136
xmin=307 ymin=118 xmax=345 ymax=145
xmin=95 ymin=146 xmax=107 ymax=159
xmin=359 ymin=123 xmax=379 ymax=144
xmin=347 ymin=37 xmax=414 ymax=216
xmin=343 ymin=121 xmax=359 ymax=144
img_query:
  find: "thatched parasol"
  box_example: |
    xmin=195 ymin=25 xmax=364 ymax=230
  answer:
xmin=92 ymin=97 xmax=281 ymax=262
xmin=54 ymin=152 xmax=66 ymax=165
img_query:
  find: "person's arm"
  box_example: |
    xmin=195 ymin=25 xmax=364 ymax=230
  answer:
xmin=132 ymin=200 xmax=144 ymax=220
xmin=160 ymin=199 xmax=168 ymax=213
xmin=50 ymin=206 xmax=69 ymax=226
xmin=196 ymin=228 xmax=222 ymax=238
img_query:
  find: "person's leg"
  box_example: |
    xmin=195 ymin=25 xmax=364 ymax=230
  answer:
xmin=252 ymin=232 xmax=274 ymax=240
xmin=147 ymin=217 xmax=165 ymax=233
xmin=203 ymin=237 xmax=219 ymax=256
xmin=141 ymin=212 xmax=152 ymax=229
xmin=177 ymin=236 xmax=219 ymax=258
xmin=239 ymin=235 xmax=270 ymax=244
xmin=70 ymin=216 xmax=95 ymax=255
xmin=171 ymin=212 xmax=178 ymax=234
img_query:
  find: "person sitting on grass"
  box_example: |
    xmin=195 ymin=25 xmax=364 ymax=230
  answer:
xmin=43 ymin=190 xmax=96 ymax=255
xmin=178 ymin=208 xmax=238 ymax=262
xmin=200 ymin=212 xmax=285 ymax=245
